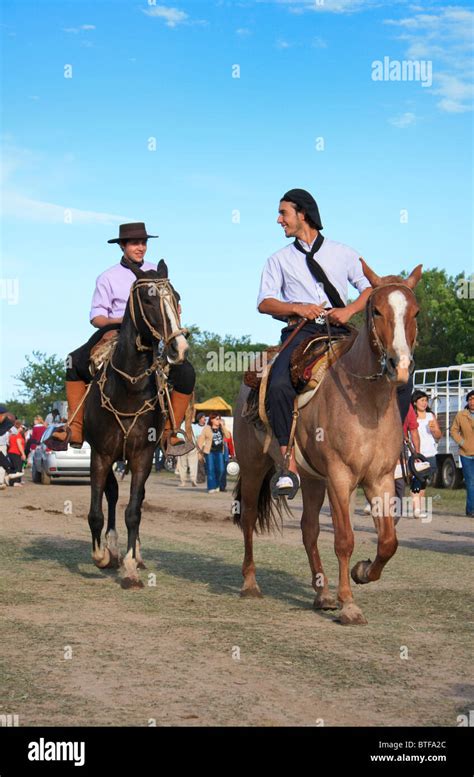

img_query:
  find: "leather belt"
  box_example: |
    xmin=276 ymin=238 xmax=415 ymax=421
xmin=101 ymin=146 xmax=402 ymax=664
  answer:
xmin=287 ymin=315 xmax=327 ymax=327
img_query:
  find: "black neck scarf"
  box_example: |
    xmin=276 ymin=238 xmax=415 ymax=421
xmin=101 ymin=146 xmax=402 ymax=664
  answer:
xmin=121 ymin=255 xmax=144 ymax=270
xmin=293 ymin=235 xmax=345 ymax=309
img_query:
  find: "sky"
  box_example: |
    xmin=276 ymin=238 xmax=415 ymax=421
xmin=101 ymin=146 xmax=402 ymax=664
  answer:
xmin=1 ymin=0 xmax=473 ymax=400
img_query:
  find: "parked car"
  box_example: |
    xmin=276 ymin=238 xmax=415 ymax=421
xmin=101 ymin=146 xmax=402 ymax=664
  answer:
xmin=31 ymin=426 xmax=91 ymax=484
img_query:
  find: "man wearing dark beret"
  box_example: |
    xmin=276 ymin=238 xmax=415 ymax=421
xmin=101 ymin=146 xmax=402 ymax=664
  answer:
xmin=257 ymin=188 xmax=373 ymax=495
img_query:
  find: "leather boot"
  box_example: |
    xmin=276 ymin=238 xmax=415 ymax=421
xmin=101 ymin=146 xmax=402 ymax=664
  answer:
xmin=66 ymin=380 xmax=87 ymax=448
xmin=162 ymin=391 xmax=195 ymax=456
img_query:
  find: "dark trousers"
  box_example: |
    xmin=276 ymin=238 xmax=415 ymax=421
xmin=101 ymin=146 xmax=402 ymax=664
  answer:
xmin=0 ymin=451 xmax=14 ymax=474
xmin=66 ymin=324 xmax=195 ymax=393
xmin=267 ymin=322 xmax=349 ymax=446
xmin=7 ymin=453 xmax=23 ymax=484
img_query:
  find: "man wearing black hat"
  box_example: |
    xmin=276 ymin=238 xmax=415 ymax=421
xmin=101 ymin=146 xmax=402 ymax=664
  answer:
xmin=64 ymin=223 xmax=195 ymax=452
xmin=257 ymin=189 xmax=373 ymax=494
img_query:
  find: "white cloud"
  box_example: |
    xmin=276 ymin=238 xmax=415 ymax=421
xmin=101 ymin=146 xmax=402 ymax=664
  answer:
xmin=4 ymin=193 xmax=131 ymax=225
xmin=275 ymin=38 xmax=293 ymax=48
xmin=63 ymin=24 xmax=96 ymax=34
xmin=312 ymin=35 xmax=328 ymax=48
xmin=143 ymin=5 xmax=189 ymax=27
xmin=267 ymin=0 xmax=391 ymax=13
xmin=236 ymin=27 xmax=252 ymax=36
xmin=389 ymin=111 xmax=416 ymax=127
xmin=384 ymin=6 xmax=474 ymax=113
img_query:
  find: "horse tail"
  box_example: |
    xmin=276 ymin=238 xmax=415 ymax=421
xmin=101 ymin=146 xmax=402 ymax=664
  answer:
xmin=232 ymin=467 xmax=291 ymax=534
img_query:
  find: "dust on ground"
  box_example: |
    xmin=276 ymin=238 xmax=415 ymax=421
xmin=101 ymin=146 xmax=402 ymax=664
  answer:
xmin=0 ymin=471 xmax=472 ymax=727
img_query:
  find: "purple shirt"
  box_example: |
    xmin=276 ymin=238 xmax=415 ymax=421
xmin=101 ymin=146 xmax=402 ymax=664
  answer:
xmin=89 ymin=261 xmax=156 ymax=322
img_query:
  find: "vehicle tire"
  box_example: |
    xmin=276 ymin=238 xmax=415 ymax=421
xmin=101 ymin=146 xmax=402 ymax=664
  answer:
xmin=31 ymin=463 xmax=42 ymax=484
xmin=41 ymin=469 xmax=52 ymax=486
xmin=440 ymin=457 xmax=463 ymax=489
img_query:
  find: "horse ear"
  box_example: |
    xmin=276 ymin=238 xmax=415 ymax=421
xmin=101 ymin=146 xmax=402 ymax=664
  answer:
xmin=157 ymin=259 xmax=168 ymax=279
xmin=404 ymin=264 xmax=423 ymax=289
xmin=360 ymin=258 xmax=382 ymax=287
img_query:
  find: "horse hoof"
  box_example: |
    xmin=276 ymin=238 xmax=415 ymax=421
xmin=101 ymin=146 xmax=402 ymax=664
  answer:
xmin=313 ymin=594 xmax=338 ymax=611
xmin=136 ymin=561 xmax=147 ymax=570
xmin=339 ymin=603 xmax=368 ymax=626
xmin=121 ymin=577 xmax=144 ymax=590
xmin=351 ymin=559 xmax=372 ymax=585
xmin=240 ymin=587 xmax=263 ymax=598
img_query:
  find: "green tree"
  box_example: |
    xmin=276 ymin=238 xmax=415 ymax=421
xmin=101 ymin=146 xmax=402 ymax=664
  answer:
xmin=13 ymin=351 xmax=66 ymax=417
xmin=186 ymin=326 xmax=268 ymax=408
xmin=407 ymin=269 xmax=474 ymax=368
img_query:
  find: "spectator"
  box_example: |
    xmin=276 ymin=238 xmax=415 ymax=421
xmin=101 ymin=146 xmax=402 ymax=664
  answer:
xmin=25 ymin=416 xmax=47 ymax=458
xmin=197 ymin=414 xmax=230 ymax=494
xmin=7 ymin=420 xmax=26 ymax=486
xmin=0 ymin=405 xmax=22 ymax=487
xmin=451 ymin=390 xmax=474 ymax=517
xmin=193 ymin=413 xmax=207 ymax=484
xmin=219 ymin=425 xmax=234 ymax=493
xmin=410 ymin=390 xmax=441 ymax=519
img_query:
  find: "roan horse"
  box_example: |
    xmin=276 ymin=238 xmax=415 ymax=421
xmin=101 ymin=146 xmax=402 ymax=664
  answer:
xmin=233 ymin=261 xmax=422 ymax=624
xmin=84 ymin=259 xmax=188 ymax=588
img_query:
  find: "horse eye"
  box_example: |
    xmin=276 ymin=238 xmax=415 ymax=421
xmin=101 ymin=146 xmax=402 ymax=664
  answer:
xmin=414 ymin=310 xmax=420 ymax=318
xmin=373 ymin=308 xmax=382 ymax=317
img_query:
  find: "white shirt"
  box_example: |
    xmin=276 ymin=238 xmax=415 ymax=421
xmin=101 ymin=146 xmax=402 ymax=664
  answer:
xmin=257 ymin=237 xmax=371 ymax=309
xmin=417 ymin=413 xmax=438 ymax=457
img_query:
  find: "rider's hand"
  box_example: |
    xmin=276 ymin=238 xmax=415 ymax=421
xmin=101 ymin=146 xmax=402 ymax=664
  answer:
xmin=326 ymin=307 xmax=351 ymax=325
xmin=293 ymin=303 xmax=327 ymax=320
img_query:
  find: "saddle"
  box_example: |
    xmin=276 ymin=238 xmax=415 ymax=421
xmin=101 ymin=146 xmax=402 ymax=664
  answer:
xmin=89 ymin=330 xmax=120 ymax=374
xmin=242 ymin=325 xmax=357 ymax=435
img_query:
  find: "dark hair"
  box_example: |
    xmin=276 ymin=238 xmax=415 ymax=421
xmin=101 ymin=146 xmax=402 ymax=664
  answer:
xmin=290 ymin=201 xmax=319 ymax=230
xmin=411 ymin=390 xmax=434 ymax=415
xmin=466 ymin=390 xmax=474 ymax=407
xmin=207 ymin=413 xmax=220 ymax=425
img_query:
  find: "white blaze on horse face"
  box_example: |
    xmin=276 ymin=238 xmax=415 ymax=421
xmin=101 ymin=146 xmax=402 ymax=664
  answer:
xmin=163 ymin=298 xmax=187 ymax=361
xmin=388 ymin=290 xmax=410 ymax=372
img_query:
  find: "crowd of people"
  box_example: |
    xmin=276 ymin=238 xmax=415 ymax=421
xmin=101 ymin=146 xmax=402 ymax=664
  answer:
xmin=0 ymin=407 xmax=68 ymax=489
xmin=174 ymin=412 xmax=235 ymax=494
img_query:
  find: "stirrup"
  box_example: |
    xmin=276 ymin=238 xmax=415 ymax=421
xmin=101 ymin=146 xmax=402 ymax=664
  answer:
xmin=164 ymin=430 xmax=195 ymax=457
xmin=270 ymin=469 xmax=300 ymax=500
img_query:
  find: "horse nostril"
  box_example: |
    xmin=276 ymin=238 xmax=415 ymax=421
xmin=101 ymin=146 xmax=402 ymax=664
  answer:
xmin=387 ymin=357 xmax=397 ymax=372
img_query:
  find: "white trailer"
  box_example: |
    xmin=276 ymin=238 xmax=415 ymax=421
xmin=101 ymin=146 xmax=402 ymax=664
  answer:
xmin=413 ymin=363 xmax=474 ymax=488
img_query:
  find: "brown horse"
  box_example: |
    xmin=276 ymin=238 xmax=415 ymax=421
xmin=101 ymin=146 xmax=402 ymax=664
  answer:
xmin=233 ymin=261 xmax=422 ymax=624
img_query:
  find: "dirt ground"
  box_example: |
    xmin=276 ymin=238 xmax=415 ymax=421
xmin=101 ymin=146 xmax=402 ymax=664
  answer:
xmin=0 ymin=470 xmax=472 ymax=727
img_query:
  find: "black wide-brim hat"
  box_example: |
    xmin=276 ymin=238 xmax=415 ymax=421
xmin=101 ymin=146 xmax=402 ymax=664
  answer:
xmin=108 ymin=222 xmax=158 ymax=244
xmin=281 ymin=188 xmax=323 ymax=230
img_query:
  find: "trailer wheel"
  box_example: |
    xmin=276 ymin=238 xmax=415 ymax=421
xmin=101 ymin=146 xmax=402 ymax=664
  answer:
xmin=440 ymin=457 xmax=463 ymax=489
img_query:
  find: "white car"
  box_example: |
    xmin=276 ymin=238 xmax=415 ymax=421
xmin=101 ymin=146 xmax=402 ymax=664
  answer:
xmin=32 ymin=426 xmax=91 ymax=484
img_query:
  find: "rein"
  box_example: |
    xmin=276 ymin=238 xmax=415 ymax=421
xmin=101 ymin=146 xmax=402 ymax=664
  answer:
xmin=97 ymin=277 xmax=184 ymax=459
xmin=327 ymin=283 xmax=417 ymax=381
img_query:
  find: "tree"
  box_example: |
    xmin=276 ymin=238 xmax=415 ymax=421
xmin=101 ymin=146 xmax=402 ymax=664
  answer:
xmin=14 ymin=351 xmax=66 ymax=417
xmin=185 ymin=326 xmax=269 ymax=408
xmin=405 ymin=269 xmax=473 ymax=368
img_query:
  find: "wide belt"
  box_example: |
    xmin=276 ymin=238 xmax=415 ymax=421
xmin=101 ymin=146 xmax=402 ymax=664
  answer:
xmin=287 ymin=314 xmax=327 ymax=327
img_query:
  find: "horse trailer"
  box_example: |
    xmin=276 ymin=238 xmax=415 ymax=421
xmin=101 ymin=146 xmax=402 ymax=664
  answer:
xmin=413 ymin=363 xmax=474 ymax=488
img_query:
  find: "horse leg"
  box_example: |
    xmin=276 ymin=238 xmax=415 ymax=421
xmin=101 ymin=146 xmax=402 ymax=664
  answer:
xmin=351 ymin=475 xmax=398 ymax=585
xmin=103 ymin=469 xmax=121 ymax=569
xmin=239 ymin=461 xmax=273 ymax=598
xmin=300 ymin=475 xmax=337 ymax=610
xmin=121 ymin=469 xmax=149 ymax=590
xmin=88 ymin=454 xmax=115 ymax=569
xmin=327 ymin=476 xmax=367 ymax=625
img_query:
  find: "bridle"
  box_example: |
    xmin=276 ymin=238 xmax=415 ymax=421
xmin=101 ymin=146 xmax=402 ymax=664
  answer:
xmin=110 ymin=277 xmax=188 ymax=385
xmin=329 ymin=283 xmax=418 ymax=381
xmin=96 ymin=276 xmax=187 ymax=460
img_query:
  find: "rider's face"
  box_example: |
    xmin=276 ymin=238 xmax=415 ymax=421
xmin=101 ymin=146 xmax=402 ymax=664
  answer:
xmin=277 ymin=201 xmax=306 ymax=238
xmin=122 ymin=239 xmax=148 ymax=263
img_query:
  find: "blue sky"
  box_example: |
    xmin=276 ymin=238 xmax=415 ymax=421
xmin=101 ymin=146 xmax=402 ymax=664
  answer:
xmin=1 ymin=0 xmax=473 ymax=399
